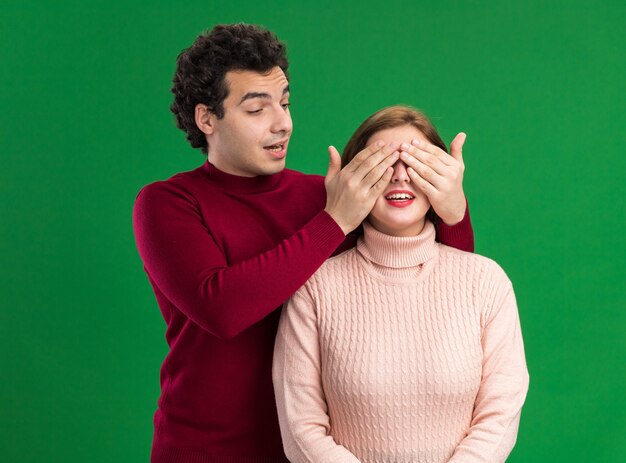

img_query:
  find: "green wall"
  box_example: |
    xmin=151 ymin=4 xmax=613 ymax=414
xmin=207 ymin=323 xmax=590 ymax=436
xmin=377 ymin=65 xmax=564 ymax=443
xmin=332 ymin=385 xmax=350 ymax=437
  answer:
xmin=2 ymin=1 xmax=624 ymax=461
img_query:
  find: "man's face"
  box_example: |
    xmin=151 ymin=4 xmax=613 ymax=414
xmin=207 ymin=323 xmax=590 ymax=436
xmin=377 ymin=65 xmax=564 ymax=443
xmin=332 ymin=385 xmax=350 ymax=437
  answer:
xmin=206 ymin=67 xmax=292 ymax=177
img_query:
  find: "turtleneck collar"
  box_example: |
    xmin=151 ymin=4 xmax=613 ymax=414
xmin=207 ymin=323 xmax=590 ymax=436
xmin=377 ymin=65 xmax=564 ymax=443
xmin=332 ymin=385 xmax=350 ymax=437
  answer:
xmin=202 ymin=161 xmax=284 ymax=194
xmin=357 ymin=221 xmax=438 ymax=269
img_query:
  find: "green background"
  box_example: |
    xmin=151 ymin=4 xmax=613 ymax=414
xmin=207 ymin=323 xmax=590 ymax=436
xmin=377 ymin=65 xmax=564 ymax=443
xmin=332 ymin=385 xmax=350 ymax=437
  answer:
xmin=2 ymin=1 xmax=624 ymax=461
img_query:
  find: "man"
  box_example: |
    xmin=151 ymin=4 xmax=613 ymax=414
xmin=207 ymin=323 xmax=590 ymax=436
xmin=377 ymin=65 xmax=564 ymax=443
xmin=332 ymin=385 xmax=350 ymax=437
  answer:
xmin=133 ymin=23 xmax=473 ymax=462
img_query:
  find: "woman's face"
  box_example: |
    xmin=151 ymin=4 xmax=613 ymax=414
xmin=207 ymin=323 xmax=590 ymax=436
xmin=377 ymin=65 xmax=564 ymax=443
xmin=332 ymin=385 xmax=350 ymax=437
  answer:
xmin=366 ymin=125 xmax=431 ymax=237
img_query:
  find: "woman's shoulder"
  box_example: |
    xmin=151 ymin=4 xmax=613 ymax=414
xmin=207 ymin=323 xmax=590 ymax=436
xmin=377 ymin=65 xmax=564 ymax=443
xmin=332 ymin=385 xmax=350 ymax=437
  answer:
xmin=316 ymin=247 xmax=359 ymax=274
xmin=302 ymin=248 xmax=359 ymax=290
xmin=436 ymin=243 xmax=512 ymax=286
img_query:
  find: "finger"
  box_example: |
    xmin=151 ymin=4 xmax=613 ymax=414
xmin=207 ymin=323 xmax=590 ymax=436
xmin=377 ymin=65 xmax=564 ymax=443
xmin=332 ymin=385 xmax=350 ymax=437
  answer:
xmin=409 ymin=139 xmax=455 ymax=167
xmin=369 ymin=166 xmax=394 ymax=197
xmin=407 ymin=167 xmax=438 ymax=197
xmin=399 ymin=152 xmax=445 ymax=189
xmin=354 ymin=143 xmax=398 ymax=181
xmin=325 ymin=145 xmax=341 ymax=185
xmin=449 ymin=132 xmax=466 ymax=163
xmin=345 ymin=140 xmax=385 ymax=173
xmin=400 ymin=143 xmax=449 ymax=175
xmin=361 ymin=151 xmax=400 ymax=187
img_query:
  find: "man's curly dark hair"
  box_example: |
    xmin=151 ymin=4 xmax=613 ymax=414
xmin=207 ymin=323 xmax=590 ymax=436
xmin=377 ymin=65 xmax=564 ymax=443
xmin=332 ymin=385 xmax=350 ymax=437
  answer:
xmin=170 ymin=24 xmax=289 ymax=154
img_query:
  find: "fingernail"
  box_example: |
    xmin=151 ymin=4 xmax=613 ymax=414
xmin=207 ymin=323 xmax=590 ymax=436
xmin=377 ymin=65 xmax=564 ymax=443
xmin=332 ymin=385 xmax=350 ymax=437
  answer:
xmin=400 ymin=152 xmax=409 ymax=160
xmin=389 ymin=142 xmax=398 ymax=149
xmin=376 ymin=140 xmax=385 ymax=147
xmin=412 ymin=139 xmax=420 ymax=146
xmin=400 ymin=143 xmax=410 ymax=150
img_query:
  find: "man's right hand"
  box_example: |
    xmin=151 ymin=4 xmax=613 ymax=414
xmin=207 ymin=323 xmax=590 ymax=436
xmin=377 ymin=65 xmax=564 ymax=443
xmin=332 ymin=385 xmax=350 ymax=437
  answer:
xmin=324 ymin=141 xmax=399 ymax=235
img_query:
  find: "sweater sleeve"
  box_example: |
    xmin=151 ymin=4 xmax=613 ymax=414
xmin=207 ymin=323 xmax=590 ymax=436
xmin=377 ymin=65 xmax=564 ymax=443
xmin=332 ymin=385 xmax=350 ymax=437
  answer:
xmin=435 ymin=200 xmax=475 ymax=252
xmin=132 ymin=182 xmax=345 ymax=340
xmin=273 ymin=287 xmax=362 ymax=463
xmin=448 ymin=277 xmax=529 ymax=463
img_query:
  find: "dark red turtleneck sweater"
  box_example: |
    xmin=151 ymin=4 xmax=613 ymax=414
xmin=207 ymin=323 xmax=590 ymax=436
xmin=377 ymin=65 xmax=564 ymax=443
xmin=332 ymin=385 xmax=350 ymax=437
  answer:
xmin=133 ymin=162 xmax=474 ymax=462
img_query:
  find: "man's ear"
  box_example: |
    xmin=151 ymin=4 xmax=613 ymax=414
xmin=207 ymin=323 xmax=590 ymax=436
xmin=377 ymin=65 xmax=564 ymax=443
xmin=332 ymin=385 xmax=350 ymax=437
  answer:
xmin=195 ymin=104 xmax=216 ymax=135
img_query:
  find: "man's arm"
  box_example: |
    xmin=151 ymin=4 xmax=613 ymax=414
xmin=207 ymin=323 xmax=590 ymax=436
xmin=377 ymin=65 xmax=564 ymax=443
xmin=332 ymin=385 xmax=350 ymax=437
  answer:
xmin=400 ymin=132 xmax=475 ymax=252
xmin=133 ymin=183 xmax=344 ymax=340
xmin=133 ymin=143 xmax=399 ymax=340
xmin=436 ymin=200 xmax=474 ymax=252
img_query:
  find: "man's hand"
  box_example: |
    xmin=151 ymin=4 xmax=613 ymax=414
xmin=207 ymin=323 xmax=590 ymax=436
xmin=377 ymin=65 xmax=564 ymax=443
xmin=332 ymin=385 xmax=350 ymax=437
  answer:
xmin=324 ymin=141 xmax=399 ymax=234
xmin=399 ymin=133 xmax=467 ymax=225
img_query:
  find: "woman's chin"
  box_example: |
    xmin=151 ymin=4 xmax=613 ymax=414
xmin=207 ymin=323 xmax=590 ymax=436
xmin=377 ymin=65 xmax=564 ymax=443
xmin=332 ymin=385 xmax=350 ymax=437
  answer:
xmin=367 ymin=217 xmax=427 ymax=237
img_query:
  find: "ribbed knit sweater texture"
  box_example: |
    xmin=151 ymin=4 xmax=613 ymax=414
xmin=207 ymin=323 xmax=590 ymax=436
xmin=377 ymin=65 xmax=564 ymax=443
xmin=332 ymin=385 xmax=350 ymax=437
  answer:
xmin=273 ymin=221 xmax=529 ymax=463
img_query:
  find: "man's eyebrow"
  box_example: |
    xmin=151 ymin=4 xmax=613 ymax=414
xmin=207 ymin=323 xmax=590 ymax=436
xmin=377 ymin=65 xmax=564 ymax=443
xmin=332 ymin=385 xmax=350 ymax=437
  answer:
xmin=238 ymin=85 xmax=290 ymax=105
xmin=239 ymin=92 xmax=270 ymax=104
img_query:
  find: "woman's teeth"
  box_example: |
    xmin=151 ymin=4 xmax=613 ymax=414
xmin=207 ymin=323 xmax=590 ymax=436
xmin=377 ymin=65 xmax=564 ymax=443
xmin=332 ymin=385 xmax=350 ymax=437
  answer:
xmin=386 ymin=193 xmax=414 ymax=200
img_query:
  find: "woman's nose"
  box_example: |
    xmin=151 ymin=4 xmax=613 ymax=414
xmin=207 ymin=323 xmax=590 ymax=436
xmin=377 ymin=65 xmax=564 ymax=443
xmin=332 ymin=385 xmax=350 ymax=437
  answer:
xmin=391 ymin=161 xmax=410 ymax=183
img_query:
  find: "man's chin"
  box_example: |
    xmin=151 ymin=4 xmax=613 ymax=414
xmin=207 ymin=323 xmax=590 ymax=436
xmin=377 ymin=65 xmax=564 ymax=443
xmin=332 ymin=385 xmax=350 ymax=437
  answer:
xmin=260 ymin=158 xmax=286 ymax=176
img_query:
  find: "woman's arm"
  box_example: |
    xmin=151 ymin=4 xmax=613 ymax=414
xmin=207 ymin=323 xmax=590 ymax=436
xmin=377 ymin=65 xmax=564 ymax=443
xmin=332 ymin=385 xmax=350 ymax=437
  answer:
xmin=273 ymin=286 xmax=361 ymax=463
xmin=449 ymin=278 xmax=530 ymax=463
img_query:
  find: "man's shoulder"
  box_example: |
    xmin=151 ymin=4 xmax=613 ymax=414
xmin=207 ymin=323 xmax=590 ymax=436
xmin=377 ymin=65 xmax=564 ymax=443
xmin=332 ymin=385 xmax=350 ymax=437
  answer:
xmin=282 ymin=168 xmax=324 ymax=185
xmin=273 ymin=169 xmax=325 ymax=199
xmin=160 ymin=163 xmax=209 ymax=189
xmin=134 ymin=165 xmax=206 ymax=205
xmin=135 ymin=166 xmax=325 ymax=208
xmin=141 ymin=166 xmax=322 ymax=188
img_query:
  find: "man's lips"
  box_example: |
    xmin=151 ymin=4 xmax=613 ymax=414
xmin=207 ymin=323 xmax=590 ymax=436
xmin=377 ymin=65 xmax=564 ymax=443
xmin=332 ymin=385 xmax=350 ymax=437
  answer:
xmin=263 ymin=139 xmax=289 ymax=159
xmin=384 ymin=189 xmax=416 ymax=208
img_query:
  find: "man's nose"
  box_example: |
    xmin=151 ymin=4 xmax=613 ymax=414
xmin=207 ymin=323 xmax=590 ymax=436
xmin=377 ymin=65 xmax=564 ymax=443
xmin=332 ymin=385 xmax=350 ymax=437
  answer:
xmin=271 ymin=106 xmax=292 ymax=134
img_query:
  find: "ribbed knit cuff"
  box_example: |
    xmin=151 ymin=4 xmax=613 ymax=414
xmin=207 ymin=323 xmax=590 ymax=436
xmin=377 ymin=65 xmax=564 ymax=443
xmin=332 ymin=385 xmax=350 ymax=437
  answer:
xmin=307 ymin=210 xmax=348 ymax=252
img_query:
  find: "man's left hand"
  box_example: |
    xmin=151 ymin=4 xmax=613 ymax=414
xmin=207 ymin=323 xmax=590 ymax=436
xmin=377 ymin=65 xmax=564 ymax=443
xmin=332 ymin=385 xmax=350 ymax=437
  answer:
xmin=399 ymin=132 xmax=467 ymax=225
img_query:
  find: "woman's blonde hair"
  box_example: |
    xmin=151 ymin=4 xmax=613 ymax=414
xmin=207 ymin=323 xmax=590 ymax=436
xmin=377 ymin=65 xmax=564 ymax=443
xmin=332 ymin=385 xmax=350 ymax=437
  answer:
xmin=341 ymin=105 xmax=447 ymax=168
xmin=342 ymin=105 xmax=448 ymax=225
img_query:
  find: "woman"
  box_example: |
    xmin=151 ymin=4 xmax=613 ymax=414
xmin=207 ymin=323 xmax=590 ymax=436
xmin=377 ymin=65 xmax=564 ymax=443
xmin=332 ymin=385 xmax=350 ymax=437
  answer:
xmin=273 ymin=105 xmax=529 ymax=463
